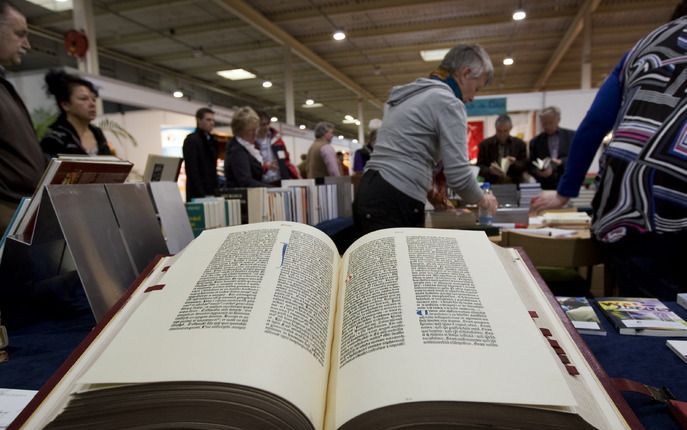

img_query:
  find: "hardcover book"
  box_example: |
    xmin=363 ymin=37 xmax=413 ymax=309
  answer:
xmin=556 ymin=297 xmax=607 ymax=336
xmin=13 ymin=156 xmax=133 ymax=241
xmin=11 ymin=224 xmax=640 ymax=430
xmin=597 ymin=298 xmax=687 ymax=337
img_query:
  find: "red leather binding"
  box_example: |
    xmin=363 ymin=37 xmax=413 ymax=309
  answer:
xmin=8 ymin=255 xmax=165 ymax=430
xmin=515 ymin=247 xmax=645 ymax=430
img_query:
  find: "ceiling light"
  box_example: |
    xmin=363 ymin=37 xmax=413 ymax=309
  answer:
xmin=216 ymin=68 xmax=256 ymax=80
xmin=25 ymin=0 xmax=72 ymax=11
xmin=299 ymin=124 xmax=306 ymax=130
xmin=352 ymin=139 xmax=359 ymax=144
xmin=338 ymin=135 xmax=344 ymax=140
xmin=305 ymin=98 xmax=315 ymax=105
xmin=344 ymin=114 xmax=354 ymax=121
xmin=172 ymin=90 xmax=184 ymax=98
xmin=420 ymin=48 xmax=450 ymax=62
xmin=354 ymin=120 xmax=361 ymax=126
xmin=503 ymin=57 xmax=514 ymax=66
xmin=512 ymin=9 xmax=526 ymax=21
xmin=302 ymin=102 xmax=323 ymax=108
xmin=333 ymin=30 xmax=346 ymax=41
xmin=270 ymin=116 xmax=278 ymax=122
xmin=262 ymin=80 xmax=273 ymax=88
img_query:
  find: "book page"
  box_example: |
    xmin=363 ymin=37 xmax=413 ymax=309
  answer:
xmin=76 ymin=222 xmax=340 ymax=429
xmin=325 ymin=228 xmax=577 ymax=429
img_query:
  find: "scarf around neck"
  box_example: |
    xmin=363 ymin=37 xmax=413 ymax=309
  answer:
xmin=429 ymin=67 xmax=464 ymax=102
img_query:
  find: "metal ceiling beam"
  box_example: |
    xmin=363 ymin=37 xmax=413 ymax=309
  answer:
xmin=533 ymin=0 xmax=602 ymax=91
xmin=211 ymin=0 xmax=383 ymax=109
xmin=31 ymin=0 xmax=193 ymax=26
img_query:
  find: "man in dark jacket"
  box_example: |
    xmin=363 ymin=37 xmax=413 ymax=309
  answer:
xmin=528 ymin=106 xmax=575 ymax=190
xmin=0 ymin=1 xmax=46 ymax=232
xmin=182 ymin=107 xmax=218 ymax=201
xmin=476 ymin=114 xmax=527 ymax=184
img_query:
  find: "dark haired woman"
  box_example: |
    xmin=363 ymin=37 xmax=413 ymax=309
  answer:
xmin=40 ymin=69 xmax=112 ymax=158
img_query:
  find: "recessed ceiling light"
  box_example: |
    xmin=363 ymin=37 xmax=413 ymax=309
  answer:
xmin=420 ymin=48 xmax=450 ymax=62
xmin=299 ymin=124 xmax=306 ymax=130
xmin=503 ymin=57 xmax=514 ymax=66
xmin=25 ymin=0 xmax=72 ymax=11
xmin=305 ymin=98 xmax=315 ymax=105
xmin=270 ymin=116 xmax=278 ymax=122
xmin=333 ymin=30 xmax=346 ymax=41
xmin=344 ymin=114 xmax=354 ymax=121
xmin=354 ymin=120 xmax=361 ymax=126
xmin=302 ymin=102 xmax=323 ymax=108
xmin=262 ymin=80 xmax=273 ymax=88
xmin=512 ymin=9 xmax=526 ymax=21
xmin=338 ymin=135 xmax=344 ymax=140
xmin=216 ymin=68 xmax=256 ymax=80
xmin=352 ymin=139 xmax=359 ymax=144
xmin=172 ymin=90 xmax=184 ymax=98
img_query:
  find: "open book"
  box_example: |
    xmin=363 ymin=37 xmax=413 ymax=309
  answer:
xmin=532 ymin=157 xmax=552 ymax=170
xmin=12 ymin=223 xmax=638 ymax=429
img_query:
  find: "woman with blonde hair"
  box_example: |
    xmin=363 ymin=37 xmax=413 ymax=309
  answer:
xmin=224 ymin=106 xmax=265 ymax=187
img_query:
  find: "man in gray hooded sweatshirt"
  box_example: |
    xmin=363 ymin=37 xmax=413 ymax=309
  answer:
xmin=353 ymin=44 xmax=498 ymax=234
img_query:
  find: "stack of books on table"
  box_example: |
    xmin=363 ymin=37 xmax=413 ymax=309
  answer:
xmin=518 ymin=183 xmax=541 ymax=208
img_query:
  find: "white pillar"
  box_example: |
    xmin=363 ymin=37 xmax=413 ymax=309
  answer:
xmin=284 ymin=48 xmax=295 ymax=126
xmin=357 ymin=98 xmax=365 ymax=146
xmin=581 ymin=11 xmax=592 ymax=90
xmin=72 ymin=0 xmax=99 ymax=76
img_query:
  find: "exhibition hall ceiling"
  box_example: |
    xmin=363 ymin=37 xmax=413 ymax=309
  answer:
xmin=15 ymin=0 xmax=676 ymax=136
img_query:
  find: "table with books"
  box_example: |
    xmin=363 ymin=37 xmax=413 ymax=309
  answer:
xmin=1 ymin=223 xmax=686 ymax=430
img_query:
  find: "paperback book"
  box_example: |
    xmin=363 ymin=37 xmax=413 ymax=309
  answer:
xmin=597 ymin=298 xmax=687 ymax=337
xmin=556 ymin=297 xmax=606 ymax=336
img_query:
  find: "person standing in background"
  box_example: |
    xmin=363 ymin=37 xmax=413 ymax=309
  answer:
xmin=353 ymin=44 xmax=498 ymax=234
xmin=298 ymin=154 xmax=308 ymax=179
xmin=40 ymin=69 xmax=112 ymax=158
xmin=224 ymin=106 xmax=265 ymax=188
xmin=183 ymin=107 xmax=218 ymax=201
xmin=531 ymin=7 xmax=687 ymax=299
xmin=528 ymin=106 xmax=575 ymax=189
xmin=476 ymin=114 xmax=528 ymax=184
xmin=307 ymin=122 xmax=340 ymax=178
xmin=352 ymin=129 xmax=377 ymax=173
xmin=0 ymin=0 xmax=46 ymax=233
xmin=255 ymin=110 xmax=299 ymax=184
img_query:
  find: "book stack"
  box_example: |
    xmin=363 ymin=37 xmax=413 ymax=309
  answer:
xmin=518 ymin=183 xmax=542 ymax=208
xmin=542 ymin=212 xmax=591 ymax=229
xmin=569 ymin=186 xmax=596 ymax=211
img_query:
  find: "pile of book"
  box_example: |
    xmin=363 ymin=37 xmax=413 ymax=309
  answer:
xmin=542 ymin=211 xmax=591 ymax=229
xmin=518 ymin=183 xmax=541 ymax=208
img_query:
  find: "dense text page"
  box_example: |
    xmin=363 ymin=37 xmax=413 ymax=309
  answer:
xmin=325 ymin=228 xmax=577 ymax=429
xmin=77 ymin=222 xmax=340 ymax=429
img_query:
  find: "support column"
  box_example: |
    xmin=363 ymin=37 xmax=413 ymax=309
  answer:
xmin=72 ymin=0 xmax=99 ymax=76
xmin=581 ymin=11 xmax=592 ymax=90
xmin=357 ymin=98 xmax=365 ymax=146
xmin=284 ymin=48 xmax=295 ymax=126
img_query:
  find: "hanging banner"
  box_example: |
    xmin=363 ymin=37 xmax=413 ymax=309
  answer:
xmin=466 ymin=97 xmax=507 ymax=117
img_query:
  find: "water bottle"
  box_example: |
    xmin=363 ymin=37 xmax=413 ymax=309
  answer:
xmin=478 ymin=182 xmax=493 ymax=225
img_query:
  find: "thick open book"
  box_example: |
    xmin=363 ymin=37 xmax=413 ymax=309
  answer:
xmin=11 ymin=223 xmax=640 ymax=429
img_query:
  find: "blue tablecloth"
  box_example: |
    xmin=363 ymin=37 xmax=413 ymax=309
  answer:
xmin=1 ymin=287 xmax=686 ymax=429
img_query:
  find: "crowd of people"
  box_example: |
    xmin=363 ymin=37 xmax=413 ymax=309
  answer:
xmin=1 ymin=0 xmax=685 ymax=299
